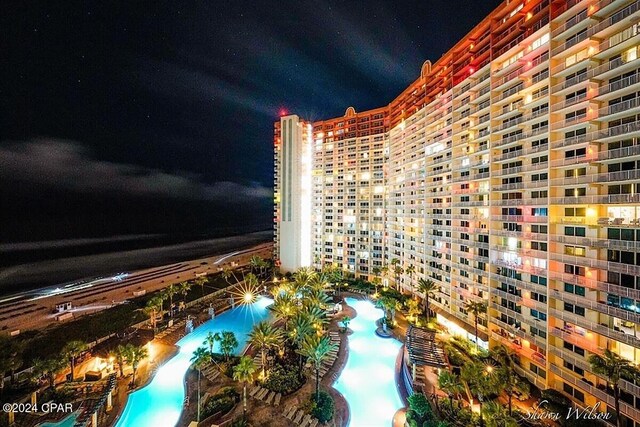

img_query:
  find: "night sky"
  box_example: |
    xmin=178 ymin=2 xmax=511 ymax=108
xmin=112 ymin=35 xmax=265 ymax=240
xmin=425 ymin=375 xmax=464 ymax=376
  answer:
xmin=1 ymin=0 xmax=501 ymax=245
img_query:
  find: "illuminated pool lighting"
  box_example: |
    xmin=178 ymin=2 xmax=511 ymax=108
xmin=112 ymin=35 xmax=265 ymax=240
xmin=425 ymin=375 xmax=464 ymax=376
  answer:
xmin=334 ymin=297 xmax=402 ymax=427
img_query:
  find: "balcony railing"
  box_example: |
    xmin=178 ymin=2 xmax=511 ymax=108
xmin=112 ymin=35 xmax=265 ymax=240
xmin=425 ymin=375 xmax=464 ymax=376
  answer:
xmin=598 ymin=96 xmax=640 ymax=118
xmin=597 ymin=73 xmax=640 ymax=97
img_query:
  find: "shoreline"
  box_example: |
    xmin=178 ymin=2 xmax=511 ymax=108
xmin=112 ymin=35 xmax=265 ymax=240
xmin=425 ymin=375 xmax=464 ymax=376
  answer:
xmin=0 ymin=230 xmax=272 ymax=294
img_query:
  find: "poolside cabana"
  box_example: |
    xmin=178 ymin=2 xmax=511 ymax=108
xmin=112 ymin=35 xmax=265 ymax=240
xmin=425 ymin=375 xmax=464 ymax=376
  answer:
xmin=406 ymin=325 xmax=447 ymax=369
xmin=401 ymin=325 xmax=447 ymax=397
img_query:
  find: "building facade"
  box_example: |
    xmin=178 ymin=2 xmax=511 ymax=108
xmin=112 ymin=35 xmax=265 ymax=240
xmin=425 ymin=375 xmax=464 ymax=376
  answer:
xmin=273 ymin=0 xmax=640 ymax=423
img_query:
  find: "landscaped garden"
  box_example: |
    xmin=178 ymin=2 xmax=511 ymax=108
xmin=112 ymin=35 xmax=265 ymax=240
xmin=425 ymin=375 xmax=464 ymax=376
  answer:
xmin=186 ymin=266 xmax=343 ymax=426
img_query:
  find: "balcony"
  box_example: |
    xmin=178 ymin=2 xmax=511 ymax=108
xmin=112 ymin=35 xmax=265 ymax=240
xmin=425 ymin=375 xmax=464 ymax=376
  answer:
xmin=551 ymin=169 xmax=640 ymax=186
xmin=550 ymin=153 xmax=597 ymax=168
xmin=552 ymin=6 xmax=589 ymax=39
xmin=596 ymin=73 xmax=640 ymax=99
xmin=550 ymin=193 xmax=640 ymax=205
xmin=550 ymin=251 xmax=640 ymax=278
xmin=549 ymin=363 xmax=640 ymax=421
xmin=550 ymin=305 xmax=640 ymax=348
xmin=599 ymin=143 xmax=640 ymax=161
xmin=551 ymin=71 xmax=589 ymax=94
xmin=596 ymin=97 xmax=640 ymax=121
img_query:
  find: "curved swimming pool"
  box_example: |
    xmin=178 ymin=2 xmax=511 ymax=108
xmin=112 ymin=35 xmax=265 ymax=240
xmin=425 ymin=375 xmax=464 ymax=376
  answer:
xmin=115 ymin=297 xmax=272 ymax=427
xmin=334 ymin=297 xmax=403 ymax=427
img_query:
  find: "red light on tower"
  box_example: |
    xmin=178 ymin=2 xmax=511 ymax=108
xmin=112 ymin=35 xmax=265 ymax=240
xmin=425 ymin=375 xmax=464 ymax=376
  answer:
xmin=279 ymin=108 xmax=288 ymax=117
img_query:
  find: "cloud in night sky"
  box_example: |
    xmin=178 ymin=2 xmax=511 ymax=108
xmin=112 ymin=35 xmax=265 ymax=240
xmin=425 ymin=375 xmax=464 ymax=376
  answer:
xmin=2 ymin=0 xmax=502 ymax=241
xmin=0 ymin=139 xmax=272 ymax=203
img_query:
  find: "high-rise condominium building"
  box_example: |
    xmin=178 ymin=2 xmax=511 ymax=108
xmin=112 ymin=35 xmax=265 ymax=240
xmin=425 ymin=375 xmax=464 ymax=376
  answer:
xmin=274 ymin=0 xmax=640 ymax=423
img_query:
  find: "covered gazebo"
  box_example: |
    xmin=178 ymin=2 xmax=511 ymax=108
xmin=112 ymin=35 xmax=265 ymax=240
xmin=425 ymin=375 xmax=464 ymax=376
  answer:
xmin=402 ymin=325 xmax=447 ymax=396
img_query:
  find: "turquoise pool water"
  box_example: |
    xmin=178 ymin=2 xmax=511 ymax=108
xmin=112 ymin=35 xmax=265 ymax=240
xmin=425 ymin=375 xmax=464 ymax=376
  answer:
xmin=115 ymin=297 xmax=272 ymax=427
xmin=334 ymin=297 xmax=403 ymax=427
xmin=39 ymin=412 xmax=79 ymax=427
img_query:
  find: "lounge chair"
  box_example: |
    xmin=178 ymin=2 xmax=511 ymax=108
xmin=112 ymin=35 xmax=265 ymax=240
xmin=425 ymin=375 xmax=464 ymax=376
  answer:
xmin=300 ymin=414 xmax=313 ymax=426
xmin=274 ymin=392 xmax=282 ymax=406
xmin=265 ymin=391 xmax=275 ymax=404
xmin=293 ymin=410 xmax=305 ymax=424
xmin=284 ymin=405 xmax=295 ymax=419
xmin=249 ymin=385 xmax=261 ymax=397
xmin=258 ymin=388 xmax=269 ymax=400
xmin=308 ymin=419 xmax=318 ymax=427
xmin=285 ymin=405 xmax=297 ymax=420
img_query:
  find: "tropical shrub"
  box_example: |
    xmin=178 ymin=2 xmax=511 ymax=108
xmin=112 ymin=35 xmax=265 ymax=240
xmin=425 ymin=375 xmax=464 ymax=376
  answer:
xmin=443 ymin=344 xmax=466 ymax=367
xmin=406 ymin=393 xmax=437 ymax=427
xmin=263 ymin=364 xmax=304 ymax=394
xmin=201 ymin=387 xmax=239 ymax=419
xmin=310 ymin=390 xmax=334 ymax=423
xmin=228 ymin=417 xmax=247 ymax=427
xmin=379 ymin=288 xmax=408 ymax=303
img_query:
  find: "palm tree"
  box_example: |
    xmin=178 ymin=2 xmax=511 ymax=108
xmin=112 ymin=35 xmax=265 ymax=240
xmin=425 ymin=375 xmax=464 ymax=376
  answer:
xmin=438 ymin=370 xmax=463 ymax=413
xmin=219 ymin=331 xmax=239 ymax=361
xmin=327 ymin=266 xmax=344 ymax=296
xmin=0 ymin=336 xmax=21 ymax=396
xmin=302 ymin=304 xmax=328 ymax=331
xmin=497 ymin=363 xmax=529 ymax=417
xmin=249 ymin=255 xmax=263 ymax=276
xmin=178 ymin=281 xmax=191 ymax=302
xmin=233 ymin=356 xmax=256 ymax=421
xmin=308 ymin=272 xmax=331 ymax=292
xmin=461 ymin=362 xmax=498 ymax=427
xmin=222 ymin=267 xmax=237 ymax=285
xmin=271 ymin=293 xmax=295 ymax=330
xmin=204 ymin=331 xmax=221 ymax=356
xmin=248 ymin=321 xmax=283 ymax=377
xmin=195 ymin=276 xmax=208 ymax=296
xmin=33 ymin=356 xmax=66 ymax=389
xmin=390 ymin=258 xmax=402 ymax=290
xmin=243 ymin=273 xmax=260 ymax=296
xmin=297 ymin=335 xmax=337 ymax=400
xmin=372 ymin=266 xmax=381 ymax=280
xmin=394 ymin=266 xmax=404 ymax=291
xmin=340 ymin=316 xmax=351 ymax=333
xmin=165 ymin=284 xmax=177 ymax=315
xmin=589 ymin=349 xmax=640 ymax=427
xmin=191 ymin=346 xmax=212 ymax=422
xmin=464 ymin=300 xmax=487 ymax=350
xmin=304 ymin=288 xmax=331 ymax=309
xmin=371 ymin=266 xmax=382 ymax=294
xmin=380 ymin=265 xmax=389 ymax=288
xmin=62 ymin=340 xmax=87 ymax=382
xmin=293 ymin=266 xmax=317 ymax=286
xmin=376 ymin=296 xmax=397 ymax=322
xmin=289 ymin=313 xmax=313 ymax=370
xmin=492 ymin=345 xmax=528 ymax=416
xmin=113 ymin=344 xmax=129 ymax=377
xmin=372 ymin=277 xmax=382 ymax=295
xmin=145 ymin=295 xmax=164 ymax=330
xmin=417 ymin=278 xmax=439 ymax=320
xmin=405 ymin=265 xmax=416 ymax=292
xmin=483 ymin=401 xmax=518 ymax=427
xmin=128 ymin=344 xmax=148 ymax=387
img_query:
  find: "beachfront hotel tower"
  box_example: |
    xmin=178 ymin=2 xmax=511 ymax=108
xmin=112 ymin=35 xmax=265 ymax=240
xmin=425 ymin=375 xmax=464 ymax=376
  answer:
xmin=274 ymin=0 xmax=640 ymax=424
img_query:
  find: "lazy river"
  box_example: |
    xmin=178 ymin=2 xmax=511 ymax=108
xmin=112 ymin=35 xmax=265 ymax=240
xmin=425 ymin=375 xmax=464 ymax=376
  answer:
xmin=334 ymin=297 xmax=403 ymax=427
xmin=114 ymin=297 xmax=272 ymax=427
